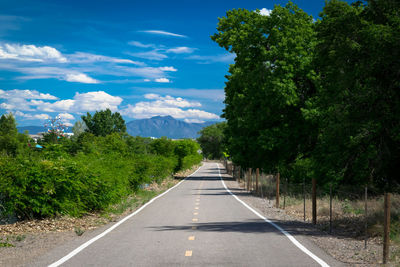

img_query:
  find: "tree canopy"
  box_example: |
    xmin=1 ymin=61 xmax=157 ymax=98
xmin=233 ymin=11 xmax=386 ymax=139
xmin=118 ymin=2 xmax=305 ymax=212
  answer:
xmin=81 ymin=109 xmax=126 ymax=137
xmin=197 ymin=122 xmax=226 ymax=159
xmin=212 ymin=0 xmax=400 ymax=190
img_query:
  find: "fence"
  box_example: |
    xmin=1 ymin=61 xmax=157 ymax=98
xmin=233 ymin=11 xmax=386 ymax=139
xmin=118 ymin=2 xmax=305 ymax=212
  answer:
xmin=223 ymin=160 xmax=400 ymax=264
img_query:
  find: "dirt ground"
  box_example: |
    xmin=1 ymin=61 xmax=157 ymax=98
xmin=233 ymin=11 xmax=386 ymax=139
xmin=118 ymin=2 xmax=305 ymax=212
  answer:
xmin=225 ymin=177 xmax=399 ymax=267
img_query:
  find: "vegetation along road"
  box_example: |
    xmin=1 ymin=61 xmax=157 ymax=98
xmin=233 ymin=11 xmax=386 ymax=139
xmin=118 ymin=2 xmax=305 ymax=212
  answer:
xmin=30 ymin=162 xmax=342 ymax=266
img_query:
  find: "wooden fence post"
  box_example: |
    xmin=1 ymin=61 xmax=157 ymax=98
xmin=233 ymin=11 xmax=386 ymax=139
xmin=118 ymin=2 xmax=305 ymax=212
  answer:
xmin=256 ymin=168 xmax=259 ymax=195
xmin=303 ymin=178 xmax=306 ymax=221
xmin=312 ymin=178 xmax=317 ymax=225
xmin=329 ymin=184 xmax=332 ymax=234
xmin=249 ymin=168 xmax=252 ymax=192
xmin=276 ymin=172 xmax=280 ymax=208
xmin=383 ymin=192 xmax=391 ymax=264
xmin=364 ymin=186 xmax=368 ymax=249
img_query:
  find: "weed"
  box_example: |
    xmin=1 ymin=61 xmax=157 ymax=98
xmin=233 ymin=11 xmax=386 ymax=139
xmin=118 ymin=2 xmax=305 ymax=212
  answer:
xmin=74 ymin=227 xmax=85 ymax=236
xmin=0 ymin=237 xmax=14 ymax=247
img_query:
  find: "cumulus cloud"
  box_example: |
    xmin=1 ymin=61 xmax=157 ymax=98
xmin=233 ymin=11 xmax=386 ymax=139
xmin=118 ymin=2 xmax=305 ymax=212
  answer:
xmin=65 ymin=73 xmax=99 ymax=84
xmin=14 ymin=111 xmax=50 ymax=120
xmin=139 ymin=30 xmax=187 ymax=38
xmin=184 ymin=118 xmax=205 ymax=123
xmin=121 ymin=94 xmax=219 ymax=121
xmin=258 ymin=8 xmax=272 ymax=16
xmin=0 ymin=43 xmax=67 ymax=62
xmin=166 ymin=47 xmax=196 ymax=54
xmin=155 ymin=78 xmax=170 ymax=83
xmin=0 ymin=89 xmax=58 ymax=100
xmin=143 ymin=94 xmax=201 ymax=108
xmin=58 ymin=112 xmax=74 ymax=120
xmin=0 ymin=89 xmax=123 ymax=114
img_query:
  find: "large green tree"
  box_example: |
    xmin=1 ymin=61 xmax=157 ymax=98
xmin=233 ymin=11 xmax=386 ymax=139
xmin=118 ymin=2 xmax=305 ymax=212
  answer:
xmin=81 ymin=109 xmax=126 ymax=137
xmin=212 ymin=2 xmax=317 ymax=173
xmin=197 ymin=122 xmax=226 ymax=159
xmin=311 ymin=0 xmax=400 ymax=188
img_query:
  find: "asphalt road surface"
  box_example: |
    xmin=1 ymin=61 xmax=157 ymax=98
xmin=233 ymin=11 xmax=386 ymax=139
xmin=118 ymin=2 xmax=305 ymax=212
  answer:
xmin=35 ymin=162 xmax=343 ymax=267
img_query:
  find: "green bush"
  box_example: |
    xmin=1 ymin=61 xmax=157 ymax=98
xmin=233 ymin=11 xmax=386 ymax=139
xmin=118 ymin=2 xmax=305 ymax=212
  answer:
xmin=0 ymin=124 xmax=202 ymax=220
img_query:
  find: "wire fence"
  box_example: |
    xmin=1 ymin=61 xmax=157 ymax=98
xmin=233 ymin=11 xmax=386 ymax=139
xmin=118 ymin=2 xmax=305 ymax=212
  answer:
xmin=223 ymin=160 xmax=400 ymax=264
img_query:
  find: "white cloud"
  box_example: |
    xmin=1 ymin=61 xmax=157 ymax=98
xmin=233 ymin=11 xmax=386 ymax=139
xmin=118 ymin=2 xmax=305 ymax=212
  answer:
xmin=118 ymin=66 xmax=172 ymax=79
xmin=65 ymin=73 xmax=99 ymax=84
xmin=0 ymin=43 xmax=67 ymax=62
xmin=121 ymin=94 xmax=218 ymax=121
xmin=58 ymin=113 xmax=74 ymax=120
xmin=69 ymin=52 xmax=144 ymax=65
xmin=184 ymin=118 xmax=205 ymax=123
xmin=144 ymin=79 xmax=151 ymax=82
xmin=158 ymin=66 xmax=177 ymax=72
xmin=155 ymin=78 xmax=170 ymax=83
xmin=14 ymin=111 xmax=50 ymax=120
xmin=2 ymin=90 xmax=123 ymax=114
xmin=258 ymin=8 xmax=272 ymax=16
xmin=143 ymin=94 xmax=201 ymax=108
xmin=10 ymin=66 xmax=100 ymax=84
xmin=0 ymin=89 xmax=58 ymax=100
xmin=128 ymin=41 xmax=155 ymax=48
xmin=134 ymin=88 xmax=225 ymax=102
xmin=166 ymin=47 xmax=196 ymax=54
xmin=186 ymin=53 xmax=235 ymax=64
xmin=139 ymin=30 xmax=187 ymax=38
xmin=129 ymin=50 xmax=167 ymax=61
xmin=72 ymin=91 xmax=122 ymax=112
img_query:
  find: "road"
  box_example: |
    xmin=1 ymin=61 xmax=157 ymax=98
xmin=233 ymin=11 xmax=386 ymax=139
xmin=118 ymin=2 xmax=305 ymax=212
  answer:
xmin=34 ymin=162 xmax=343 ymax=266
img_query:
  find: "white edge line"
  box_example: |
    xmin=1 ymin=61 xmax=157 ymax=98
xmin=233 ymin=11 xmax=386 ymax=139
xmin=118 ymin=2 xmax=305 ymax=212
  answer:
xmin=216 ymin=163 xmax=330 ymax=267
xmin=48 ymin=165 xmax=203 ymax=267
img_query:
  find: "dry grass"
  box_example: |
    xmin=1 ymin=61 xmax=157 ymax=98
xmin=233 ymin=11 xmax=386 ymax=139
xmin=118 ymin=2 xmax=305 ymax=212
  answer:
xmin=235 ymin=172 xmax=400 ymax=264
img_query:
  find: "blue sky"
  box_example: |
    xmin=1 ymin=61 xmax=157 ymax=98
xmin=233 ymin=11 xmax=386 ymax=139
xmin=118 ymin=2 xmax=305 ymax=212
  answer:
xmin=1 ymin=0 xmax=337 ymax=127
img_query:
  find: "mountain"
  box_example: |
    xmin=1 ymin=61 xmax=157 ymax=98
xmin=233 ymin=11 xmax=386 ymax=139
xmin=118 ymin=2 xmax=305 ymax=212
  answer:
xmin=17 ymin=126 xmax=72 ymax=134
xmin=126 ymin=116 xmax=215 ymax=139
xmin=17 ymin=126 xmax=47 ymax=134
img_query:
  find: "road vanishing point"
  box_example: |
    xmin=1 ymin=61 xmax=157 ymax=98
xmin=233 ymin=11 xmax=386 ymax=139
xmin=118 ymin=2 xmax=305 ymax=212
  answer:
xmin=33 ymin=162 xmax=343 ymax=267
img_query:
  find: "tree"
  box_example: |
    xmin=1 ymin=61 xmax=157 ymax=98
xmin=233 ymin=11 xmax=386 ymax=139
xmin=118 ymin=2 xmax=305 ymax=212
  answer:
xmin=197 ymin=122 xmax=226 ymax=159
xmin=72 ymin=120 xmax=88 ymax=137
xmin=311 ymin=0 xmax=400 ymax=189
xmin=212 ymin=2 xmax=318 ymax=173
xmin=0 ymin=113 xmax=19 ymax=155
xmin=150 ymin=137 xmax=175 ymax=157
xmin=81 ymin=109 xmax=126 ymax=137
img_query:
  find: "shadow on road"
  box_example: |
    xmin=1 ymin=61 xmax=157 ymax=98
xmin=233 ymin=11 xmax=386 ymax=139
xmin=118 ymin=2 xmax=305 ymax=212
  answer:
xmin=148 ymin=219 xmax=328 ymax=239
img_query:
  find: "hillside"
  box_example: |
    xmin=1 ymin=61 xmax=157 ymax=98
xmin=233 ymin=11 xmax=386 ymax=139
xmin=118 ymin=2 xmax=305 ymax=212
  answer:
xmin=126 ymin=116 xmax=215 ymax=139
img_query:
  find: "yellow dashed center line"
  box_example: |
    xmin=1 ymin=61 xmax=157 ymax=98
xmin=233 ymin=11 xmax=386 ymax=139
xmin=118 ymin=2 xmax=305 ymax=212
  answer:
xmin=192 ymin=218 xmax=198 ymax=222
xmin=188 ymin=236 xmax=195 ymax=241
xmin=193 ymin=212 xmax=198 ymax=215
xmin=194 ymin=207 xmax=199 ymax=210
xmin=185 ymin=250 xmax=192 ymax=257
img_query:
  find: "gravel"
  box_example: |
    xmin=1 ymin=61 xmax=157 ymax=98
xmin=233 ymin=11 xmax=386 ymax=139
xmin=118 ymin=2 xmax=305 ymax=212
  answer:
xmin=224 ymin=177 xmax=398 ymax=266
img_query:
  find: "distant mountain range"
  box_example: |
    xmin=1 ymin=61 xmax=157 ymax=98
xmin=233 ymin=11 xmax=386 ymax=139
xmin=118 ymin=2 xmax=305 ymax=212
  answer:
xmin=126 ymin=116 xmax=215 ymax=139
xmin=17 ymin=125 xmax=73 ymax=134
xmin=17 ymin=125 xmax=47 ymax=134
xmin=18 ymin=116 xmax=217 ymax=139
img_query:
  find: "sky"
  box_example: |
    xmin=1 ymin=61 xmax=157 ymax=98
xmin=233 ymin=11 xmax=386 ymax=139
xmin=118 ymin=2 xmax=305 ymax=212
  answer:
xmin=0 ymin=0 xmax=337 ymax=127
